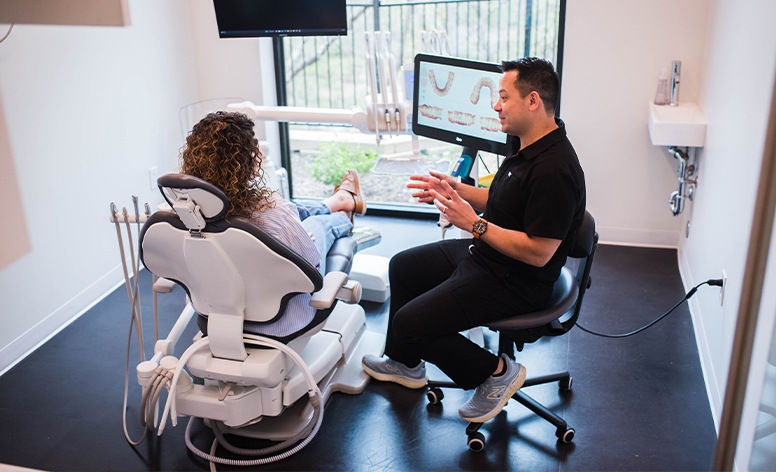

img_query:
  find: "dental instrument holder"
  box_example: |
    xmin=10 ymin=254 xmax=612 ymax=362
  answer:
xmin=666 ymin=146 xmax=697 ymax=216
xmin=109 ymin=200 xmax=155 ymax=359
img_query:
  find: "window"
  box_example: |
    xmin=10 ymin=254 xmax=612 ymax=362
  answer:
xmin=274 ymin=0 xmax=565 ymax=212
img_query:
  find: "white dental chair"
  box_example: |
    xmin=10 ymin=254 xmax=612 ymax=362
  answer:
xmin=136 ymin=173 xmax=385 ymax=465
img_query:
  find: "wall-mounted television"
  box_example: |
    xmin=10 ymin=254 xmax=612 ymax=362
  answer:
xmin=213 ymin=0 xmax=347 ymax=38
xmin=412 ymin=53 xmax=512 ymax=156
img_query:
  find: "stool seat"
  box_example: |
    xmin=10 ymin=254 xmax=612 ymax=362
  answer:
xmin=487 ymin=268 xmax=578 ymax=332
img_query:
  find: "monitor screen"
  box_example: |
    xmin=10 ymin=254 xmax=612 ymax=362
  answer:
xmin=412 ymin=54 xmax=511 ymax=156
xmin=213 ymin=0 xmax=348 ymax=38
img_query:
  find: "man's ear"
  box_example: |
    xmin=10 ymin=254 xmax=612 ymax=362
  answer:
xmin=528 ymin=91 xmax=542 ymax=111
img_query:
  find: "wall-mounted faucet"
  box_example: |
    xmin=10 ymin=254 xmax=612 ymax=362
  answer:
xmin=669 ymin=60 xmax=681 ymax=106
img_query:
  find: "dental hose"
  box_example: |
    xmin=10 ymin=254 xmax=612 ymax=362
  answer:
xmin=121 ymin=290 xmax=147 ymax=446
xmin=157 ymin=334 xmax=324 ymax=466
xmin=140 ymin=368 xmax=173 ymax=430
xmin=183 ymin=390 xmax=324 ymax=467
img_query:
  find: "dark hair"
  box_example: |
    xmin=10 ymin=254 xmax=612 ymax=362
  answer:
xmin=500 ymin=57 xmax=559 ymax=115
xmin=179 ymin=111 xmax=273 ymax=218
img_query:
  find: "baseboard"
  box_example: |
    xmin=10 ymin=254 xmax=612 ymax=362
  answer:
xmin=597 ymin=224 xmax=680 ymax=249
xmin=677 ymin=247 xmax=723 ymax=433
xmin=0 ymin=266 xmax=125 ymax=376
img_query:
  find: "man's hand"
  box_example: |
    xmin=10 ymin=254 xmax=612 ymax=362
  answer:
xmin=428 ymin=180 xmax=478 ymax=232
xmin=431 ymin=179 xmax=562 ymax=267
xmin=407 ymin=170 xmax=457 ymax=204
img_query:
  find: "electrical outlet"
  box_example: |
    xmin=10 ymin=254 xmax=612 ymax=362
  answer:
xmin=720 ymin=270 xmax=727 ymax=306
xmin=148 ymin=166 xmax=158 ymax=191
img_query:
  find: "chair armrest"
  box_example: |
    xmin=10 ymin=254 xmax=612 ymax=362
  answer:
xmin=310 ymin=271 xmax=349 ymax=309
xmin=337 ymin=279 xmax=362 ymax=304
xmin=153 ymin=277 xmax=178 ymax=294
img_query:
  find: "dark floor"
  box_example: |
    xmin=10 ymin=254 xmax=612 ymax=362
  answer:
xmin=0 ymin=215 xmax=716 ymax=471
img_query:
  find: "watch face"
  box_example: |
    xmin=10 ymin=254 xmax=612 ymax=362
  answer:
xmin=473 ymin=219 xmax=487 ymax=235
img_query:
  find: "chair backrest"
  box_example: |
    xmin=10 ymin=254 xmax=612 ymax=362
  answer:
xmin=139 ymin=174 xmax=324 ymax=360
xmin=488 ymin=210 xmax=598 ymax=352
xmin=558 ymin=210 xmax=598 ymax=331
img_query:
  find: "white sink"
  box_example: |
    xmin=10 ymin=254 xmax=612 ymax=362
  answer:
xmin=648 ymin=102 xmax=707 ymax=147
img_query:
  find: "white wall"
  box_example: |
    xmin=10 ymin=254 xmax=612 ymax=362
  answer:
xmin=0 ymin=0 xmax=264 ymax=373
xmin=679 ymin=0 xmax=776 ymax=432
xmin=562 ymin=0 xmax=708 ymax=248
xmin=564 ymin=0 xmax=776 ymax=438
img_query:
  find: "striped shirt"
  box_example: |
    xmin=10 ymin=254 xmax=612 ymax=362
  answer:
xmin=247 ymin=196 xmax=321 ymax=337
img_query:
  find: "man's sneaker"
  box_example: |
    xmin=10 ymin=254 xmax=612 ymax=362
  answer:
xmin=362 ymin=354 xmax=428 ymax=389
xmin=458 ymin=354 xmax=526 ymax=423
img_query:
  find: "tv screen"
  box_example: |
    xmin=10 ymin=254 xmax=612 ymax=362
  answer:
xmin=213 ymin=0 xmax=348 ymax=38
xmin=412 ymin=54 xmax=511 ymax=156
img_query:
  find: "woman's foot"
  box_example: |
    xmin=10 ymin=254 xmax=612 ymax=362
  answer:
xmin=333 ymin=170 xmax=367 ymax=219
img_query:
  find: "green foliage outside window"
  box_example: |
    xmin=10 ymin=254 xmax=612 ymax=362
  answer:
xmin=310 ymin=142 xmax=379 ymax=186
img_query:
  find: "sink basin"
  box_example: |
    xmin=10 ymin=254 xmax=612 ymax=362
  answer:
xmin=648 ymin=102 xmax=707 ymax=147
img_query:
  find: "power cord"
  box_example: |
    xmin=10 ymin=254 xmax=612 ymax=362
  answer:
xmin=576 ymin=278 xmax=724 ymax=338
xmin=0 ymin=24 xmax=13 ymax=44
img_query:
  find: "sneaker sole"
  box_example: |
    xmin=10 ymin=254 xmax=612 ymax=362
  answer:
xmin=460 ymin=364 xmax=527 ymax=423
xmin=362 ymin=362 xmax=428 ymax=389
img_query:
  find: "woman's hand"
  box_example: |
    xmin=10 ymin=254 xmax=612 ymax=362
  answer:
xmin=407 ymin=170 xmax=457 ymax=204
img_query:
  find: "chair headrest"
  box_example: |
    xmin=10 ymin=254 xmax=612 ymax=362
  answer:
xmin=157 ymin=173 xmax=229 ymax=230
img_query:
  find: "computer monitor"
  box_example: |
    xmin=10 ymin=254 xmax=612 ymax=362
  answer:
xmin=213 ymin=0 xmax=347 ymax=38
xmin=412 ymin=54 xmax=512 ymax=157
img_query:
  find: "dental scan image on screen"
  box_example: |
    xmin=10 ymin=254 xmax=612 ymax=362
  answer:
xmin=415 ymin=60 xmax=507 ymax=146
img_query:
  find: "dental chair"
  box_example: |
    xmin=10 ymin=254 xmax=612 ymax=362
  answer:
xmin=426 ymin=211 xmax=598 ymax=452
xmin=136 ymin=173 xmax=385 ymax=466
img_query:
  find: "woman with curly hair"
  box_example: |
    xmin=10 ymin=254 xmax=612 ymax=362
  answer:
xmin=180 ymin=111 xmax=366 ymax=338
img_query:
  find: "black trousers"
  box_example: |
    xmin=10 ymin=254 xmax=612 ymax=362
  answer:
xmin=385 ymin=238 xmax=545 ymax=389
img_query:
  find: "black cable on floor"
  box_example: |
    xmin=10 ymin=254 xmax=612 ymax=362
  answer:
xmin=576 ymin=278 xmax=724 ymax=338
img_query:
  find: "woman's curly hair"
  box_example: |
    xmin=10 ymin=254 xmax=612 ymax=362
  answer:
xmin=180 ymin=111 xmax=273 ymax=217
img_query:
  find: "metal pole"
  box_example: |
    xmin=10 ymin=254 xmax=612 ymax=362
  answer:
xmin=713 ymin=74 xmax=776 ymax=470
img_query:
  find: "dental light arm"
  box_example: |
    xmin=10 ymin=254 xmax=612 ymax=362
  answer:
xmin=227 ymin=102 xmax=370 ymax=133
xmin=385 ymin=31 xmax=402 ymax=131
xmin=364 ymin=32 xmax=382 ymax=143
xmin=228 ymin=100 xmax=409 ymax=136
xmin=375 ymin=32 xmax=391 ymax=136
xmin=229 ymin=30 xmax=413 ymax=140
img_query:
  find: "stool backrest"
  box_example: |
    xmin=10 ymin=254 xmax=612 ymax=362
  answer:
xmin=489 ymin=210 xmax=598 ymax=352
xmin=560 ymin=210 xmax=598 ymax=332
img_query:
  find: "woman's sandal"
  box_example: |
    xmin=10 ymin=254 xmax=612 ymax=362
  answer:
xmin=334 ymin=169 xmax=367 ymax=223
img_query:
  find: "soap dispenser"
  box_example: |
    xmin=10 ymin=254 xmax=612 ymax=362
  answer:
xmin=654 ymin=69 xmax=669 ymax=105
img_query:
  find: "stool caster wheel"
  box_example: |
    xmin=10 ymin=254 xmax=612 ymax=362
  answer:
xmin=467 ymin=431 xmax=485 ymax=452
xmin=426 ymin=387 xmax=444 ymax=404
xmin=557 ymin=427 xmax=575 ymax=443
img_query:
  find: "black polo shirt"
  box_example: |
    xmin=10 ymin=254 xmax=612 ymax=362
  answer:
xmin=473 ymin=118 xmax=586 ymax=290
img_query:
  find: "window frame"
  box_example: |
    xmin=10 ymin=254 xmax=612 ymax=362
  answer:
xmin=271 ymin=0 xmax=567 ymax=214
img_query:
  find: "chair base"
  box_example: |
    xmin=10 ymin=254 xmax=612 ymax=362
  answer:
xmin=426 ymin=371 xmax=575 ymax=452
xmin=216 ymin=329 xmax=385 ymax=441
xmin=185 ymin=303 xmax=385 ymax=442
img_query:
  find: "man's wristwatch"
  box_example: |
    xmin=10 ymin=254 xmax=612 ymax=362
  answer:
xmin=472 ymin=218 xmax=488 ymax=239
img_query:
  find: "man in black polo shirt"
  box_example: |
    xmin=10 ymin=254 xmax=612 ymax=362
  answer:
xmin=363 ymin=57 xmax=586 ymax=424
